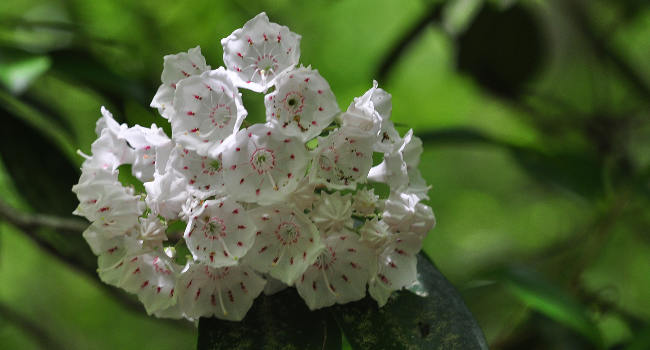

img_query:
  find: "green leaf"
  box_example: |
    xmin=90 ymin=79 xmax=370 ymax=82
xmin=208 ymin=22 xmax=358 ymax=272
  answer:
xmin=49 ymin=48 xmax=150 ymax=110
xmin=197 ymin=288 xmax=341 ymax=350
xmin=0 ymin=48 xmax=51 ymax=94
xmin=0 ymin=90 xmax=78 ymax=164
xmin=419 ymin=127 xmax=604 ymax=198
xmin=0 ymin=102 xmax=95 ymax=272
xmin=456 ymin=2 xmax=546 ymax=98
xmin=625 ymin=325 xmax=650 ymax=350
xmin=333 ymin=254 xmax=487 ymax=350
xmin=500 ymin=266 xmax=604 ymax=348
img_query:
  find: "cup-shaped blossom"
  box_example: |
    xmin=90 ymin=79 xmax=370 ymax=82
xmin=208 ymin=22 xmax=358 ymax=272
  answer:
xmin=88 ymin=107 xmax=135 ymax=171
xmin=245 ymin=204 xmax=324 ymax=285
xmin=118 ymin=251 xmax=180 ymax=315
xmin=265 ymin=66 xmax=339 ymax=141
xmin=122 ymin=124 xmax=173 ymax=182
xmin=368 ymin=233 xmax=423 ymax=306
xmin=296 ymin=232 xmax=373 ymax=310
xmin=184 ymin=197 xmax=256 ymax=268
xmin=145 ymin=168 xmax=189 ymax=220
xmin=222 ymin=124 xmax=309 ymax=204
xmin=368 ymin=129 xmax=429 ymax=200
xmin=310 ymin=191 xmax=353 ymax=234
xmin=382 ymin=191 xmax=436 ymax=238
xmin=169 ymin=146 xmax=226 ymax=197
xmin=222 ymin=12 xmax=301 ymax=92
xmin=310 ymin=128 xmax=374 ymax=189
xmin=171 ymin=68 xmax=246 ymax=157
xmin=176 ymin=263 xmax=266 ymax=321
xmin=341 ymin=81 xmax=400 ymax=153
xmin=151 ymin=46 xmax=210 ymax=119
xmin=73 ymin=179 xmax=143 ymax=236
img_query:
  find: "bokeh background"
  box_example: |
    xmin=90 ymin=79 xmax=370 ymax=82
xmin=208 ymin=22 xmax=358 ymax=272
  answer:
xmin=0 ymin=0 xmax=649 ymax=349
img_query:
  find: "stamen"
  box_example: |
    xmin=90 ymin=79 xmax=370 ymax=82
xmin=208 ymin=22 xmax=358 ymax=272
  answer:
xmin=217 ymin=285 xmax=228 ymax=316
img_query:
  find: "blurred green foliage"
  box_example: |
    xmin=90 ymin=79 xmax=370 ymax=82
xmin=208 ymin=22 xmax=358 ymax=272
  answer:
xmin=0 ymin=0 xmax=648 ymax=349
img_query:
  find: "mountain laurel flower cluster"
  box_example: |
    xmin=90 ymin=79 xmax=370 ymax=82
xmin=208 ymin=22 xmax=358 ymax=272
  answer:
xmin=72 ymin=13 xmax=435 ymax=321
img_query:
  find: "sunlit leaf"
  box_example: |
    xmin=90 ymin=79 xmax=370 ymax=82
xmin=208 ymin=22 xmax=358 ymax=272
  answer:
xmin=420 ymin=127 xmax=604 ymax=198
xmin=0 ymin=48 xmax=51 ymax=94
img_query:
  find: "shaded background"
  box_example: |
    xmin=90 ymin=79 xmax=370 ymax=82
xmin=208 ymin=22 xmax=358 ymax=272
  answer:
xmin=0 ymin=0 xmax=649 ymax=349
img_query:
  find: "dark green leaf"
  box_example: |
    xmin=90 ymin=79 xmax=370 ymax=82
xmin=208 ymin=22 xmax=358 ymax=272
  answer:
xmin=625 ymin=325 xmax=650 ymax=350
xmin=333 ymin=254 xmax=487 ymax=350
xmin=0 ymin=90 xmax=77 ymax=163
xmin=0 ymin=101 xmax=95 ymax=271
xmin=500 ymin=266 xmax=604 ymax=348
xmin=197 ymin=288 xmax=341 ymax=350
xmin=456 ymin=2 xmax=546 ymax=98
xmin=419 ymin=127 xmax=604 ymax=198
xmin=49 ymin=48 xmax=150 ymax=111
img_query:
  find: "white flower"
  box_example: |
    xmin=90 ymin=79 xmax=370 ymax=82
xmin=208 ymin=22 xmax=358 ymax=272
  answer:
xmin=341 ymin=81 xmax=400 ymax=152
xmin=310 ymin=191 xmax=353 ymax=234
xmin=245 ymin=204 xmax=324 ymax=284
xmin=176 ymin=263 xmax=266 ymax=321
xmin=73 ymin=175 xmax=143 ymax=236
xmin=118 ymin=251 xmax=180 ymax=315
xmin=138 ymin=215 xmax=168 ymax=245
xmin=296 ymin=232 xmax=373 ymax=310
xmin=144 ymin=168 xmax=188 ymax=220
xmin=169 ymin=146 xmax=226 ymax=197
xmin=368 ymin=233 xmax=422 ymax=306
xmin=288 ymin=177 xmax=319 ymax=211
xmin=352 ymin=188 xmax=380 ymax=216
xmin=75 ymin=14 xmax=438 ymax=321
xmin=151 ymin=46 xmax=210 ymax=119
xmin=310 ymin=128 xmax=374 ymax=189
xmin=222 ymin=124 xmax=309 ymax=204
xmin=87 ymin=107 xmax=135 ymax=171
xmin=368 ymin=129 xmax=429 ymax=200
xmin=184 ymin=197 xmax=256 ymax=268
xmin=171 ymin=68 xmax=246 ymax=156
xmin=382 ymin=191 xmax=436 ymax=238
xmin=359 ymin=217 xmax=392 ymax=250
xmin=123 ymin=124 xmax=173 ymax=182
xmin=265 ymin=66 xmax=339 ymax=141
xmin=222 ymin=12 xmax=301 ymax=92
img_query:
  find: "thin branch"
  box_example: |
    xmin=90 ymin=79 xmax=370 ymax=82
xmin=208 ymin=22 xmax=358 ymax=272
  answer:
xmin=376 ymin=4 xmax=444 ymax=83
xmin=0 ymin=199 xmax=192 ymax=330
xmin=0 ymin=301 xmax=66 ymax=350
xmin=0 ymin=199 xmax=88 ymax=233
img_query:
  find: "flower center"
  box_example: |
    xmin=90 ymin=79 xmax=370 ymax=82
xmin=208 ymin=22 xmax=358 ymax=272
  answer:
xmin=209 ymin=103 xmax=232 ymax=129
xmin=255 ymin=54 xmax=278 ymax=78
xmin=201 ymin=217 xmax=226 ymax=240
xmin=250 ymin=148 xmax=276 ymax=174
xmin=314 ymin=246 xmax=336 ymax=270
xmin=282 ymin=91 xmax=304 ymax=115
xmin=274 ymin=222 xmax=300 ymax=246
